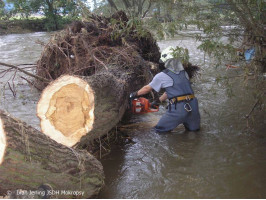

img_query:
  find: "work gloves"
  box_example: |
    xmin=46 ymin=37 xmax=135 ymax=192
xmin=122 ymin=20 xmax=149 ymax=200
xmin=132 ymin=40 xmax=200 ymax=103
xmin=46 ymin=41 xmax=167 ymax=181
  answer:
xmin=129 ymin=91 xmax=138 ymax=100
xmin=150 ymin=99 xmax=160 ymax=109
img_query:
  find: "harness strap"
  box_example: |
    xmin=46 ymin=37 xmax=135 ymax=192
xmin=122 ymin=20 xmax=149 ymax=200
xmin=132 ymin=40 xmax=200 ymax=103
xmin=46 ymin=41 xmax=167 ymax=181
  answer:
xmin=167 ymin=94 xmax=195 ymax=111
xmin=169 ymin=94 xmax=195 ymax=104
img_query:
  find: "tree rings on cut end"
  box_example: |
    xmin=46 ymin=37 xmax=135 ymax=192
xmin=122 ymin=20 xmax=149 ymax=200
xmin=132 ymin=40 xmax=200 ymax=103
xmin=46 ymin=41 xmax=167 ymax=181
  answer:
xmin=0 ymin=116 xmax=6 ymax=165
xmin=37 ymin=75 xmax=95 ymax=147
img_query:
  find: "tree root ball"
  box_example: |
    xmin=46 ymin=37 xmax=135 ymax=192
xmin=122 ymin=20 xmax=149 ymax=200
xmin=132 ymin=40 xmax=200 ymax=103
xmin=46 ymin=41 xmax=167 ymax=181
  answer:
xmin=35 ymin=11 xmax=161 ymax=90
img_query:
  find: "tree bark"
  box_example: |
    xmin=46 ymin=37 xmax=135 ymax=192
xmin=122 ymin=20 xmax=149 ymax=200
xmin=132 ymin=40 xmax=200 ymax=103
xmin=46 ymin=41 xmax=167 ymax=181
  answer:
xmin=0 ymin=110 xmax=104 ymax=198
xmin=37 ymin=63 xmax=153 ymax=148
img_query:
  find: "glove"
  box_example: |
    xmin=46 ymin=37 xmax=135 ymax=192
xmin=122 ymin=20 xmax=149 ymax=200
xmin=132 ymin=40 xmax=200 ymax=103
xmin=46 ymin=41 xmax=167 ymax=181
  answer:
xmin=150 ymin=100 xmax=160 ymax=109
xmin=129 ymin=91 xmax=138 ymax=100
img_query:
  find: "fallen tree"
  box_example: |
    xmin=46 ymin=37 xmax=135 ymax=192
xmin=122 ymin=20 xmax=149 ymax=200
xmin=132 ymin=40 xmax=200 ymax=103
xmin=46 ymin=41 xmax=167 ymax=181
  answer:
xmin=0 ymin=110 xmax=104 ymax=198
xmin=35 ymin=11 xmax=159 ymax=147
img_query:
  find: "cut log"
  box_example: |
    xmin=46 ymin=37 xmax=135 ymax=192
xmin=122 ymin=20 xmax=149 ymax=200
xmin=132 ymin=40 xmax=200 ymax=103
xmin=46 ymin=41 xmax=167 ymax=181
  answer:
xmin=37 ymin=75 xmax=95 ymax=147
xmin=0 ymin=110 xmax=104 ymax=198
xmin=37 ymin=63 xmax=152 ymax=147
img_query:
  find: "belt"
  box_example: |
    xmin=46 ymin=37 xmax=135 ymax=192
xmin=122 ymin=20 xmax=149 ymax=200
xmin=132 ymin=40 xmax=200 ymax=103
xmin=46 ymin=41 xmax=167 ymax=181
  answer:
xmin=169 ymin=94 xmax=195 ymax=104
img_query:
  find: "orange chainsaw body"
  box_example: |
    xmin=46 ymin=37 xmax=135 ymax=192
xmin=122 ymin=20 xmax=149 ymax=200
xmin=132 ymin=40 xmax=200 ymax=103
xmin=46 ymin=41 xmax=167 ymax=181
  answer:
xmin=131 ymin=97 xmax=159 ymax=114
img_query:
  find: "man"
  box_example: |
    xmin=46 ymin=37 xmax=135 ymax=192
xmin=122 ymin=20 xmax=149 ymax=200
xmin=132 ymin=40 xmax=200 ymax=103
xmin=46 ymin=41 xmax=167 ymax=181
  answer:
xmin=130 ymin=46 xmax=200 ymax=132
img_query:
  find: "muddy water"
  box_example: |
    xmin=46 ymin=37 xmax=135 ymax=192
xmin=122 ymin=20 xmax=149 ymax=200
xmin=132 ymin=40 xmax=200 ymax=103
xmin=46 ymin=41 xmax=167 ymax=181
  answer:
xmin=0 ymin=32 xmax=51 ymax=129
xmin=0 ymin=33 xmax=265 ymax=198
xmin=99 ymin=40 xmax=266 ymax=198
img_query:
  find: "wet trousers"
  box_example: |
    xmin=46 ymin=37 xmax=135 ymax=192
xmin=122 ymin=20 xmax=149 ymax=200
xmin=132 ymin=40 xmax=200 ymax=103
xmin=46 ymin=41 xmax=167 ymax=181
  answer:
xmin=155 ymin=98 xmax=200 ymax=132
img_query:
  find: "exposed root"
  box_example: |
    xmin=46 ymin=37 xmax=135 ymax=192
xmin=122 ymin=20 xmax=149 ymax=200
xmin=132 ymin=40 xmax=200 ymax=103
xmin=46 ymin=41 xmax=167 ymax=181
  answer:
xmin=35 ymin=11 xmax=161 ymax=90
xmin=84 ymin=126 xmax=134 ymax=159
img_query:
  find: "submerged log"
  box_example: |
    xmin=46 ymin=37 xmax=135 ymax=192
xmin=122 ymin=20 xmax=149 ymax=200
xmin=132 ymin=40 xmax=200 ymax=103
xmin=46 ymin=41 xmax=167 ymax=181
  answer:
xmin=0 ymin=110 xmax=104 ymax=198
xmin=37 ymin=60 xmax=152 ymax=147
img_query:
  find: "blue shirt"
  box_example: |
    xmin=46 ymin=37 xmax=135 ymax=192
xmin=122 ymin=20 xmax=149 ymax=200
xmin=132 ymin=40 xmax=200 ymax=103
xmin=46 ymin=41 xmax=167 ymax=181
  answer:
xmin=149 ymin=72 xmax=173 ymax=92
xmin=149 ymin=70 xmax=190 ymax=93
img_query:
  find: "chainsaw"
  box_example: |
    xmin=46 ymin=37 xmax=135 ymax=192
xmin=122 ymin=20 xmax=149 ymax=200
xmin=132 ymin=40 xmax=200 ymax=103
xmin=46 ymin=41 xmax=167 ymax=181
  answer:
xmin=130 ymin=97 xmax=159 ymax=114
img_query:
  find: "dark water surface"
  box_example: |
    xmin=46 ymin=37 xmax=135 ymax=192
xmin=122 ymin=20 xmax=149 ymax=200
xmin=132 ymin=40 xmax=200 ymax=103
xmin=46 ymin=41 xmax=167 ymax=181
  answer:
xmin=0 ymin=33 xmax=265 ymax=198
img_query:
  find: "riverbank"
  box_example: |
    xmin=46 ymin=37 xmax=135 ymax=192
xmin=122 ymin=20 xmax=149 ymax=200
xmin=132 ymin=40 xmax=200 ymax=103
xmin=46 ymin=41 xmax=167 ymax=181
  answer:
xmin=0 ymin=18 xmax=73 ymax=35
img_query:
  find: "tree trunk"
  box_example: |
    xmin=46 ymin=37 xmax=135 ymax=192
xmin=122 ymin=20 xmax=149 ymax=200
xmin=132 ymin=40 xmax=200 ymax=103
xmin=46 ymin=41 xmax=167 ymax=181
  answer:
xmin=0 ymin=110 xmax=104 ymax=198
xmin=93 ymin=0 xmax=97 ymax=9
xmin=46 ymin=0 xmax=59 ymax=30
xmin=106 ymin=0 xmax=118 ymax=11
xmin=37 ymin=64 xmax=153 ymax=148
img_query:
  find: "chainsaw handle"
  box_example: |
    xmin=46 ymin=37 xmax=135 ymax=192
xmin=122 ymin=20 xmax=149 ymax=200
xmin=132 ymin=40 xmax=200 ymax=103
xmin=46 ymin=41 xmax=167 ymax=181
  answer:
xmin=150 ymin=100 xmax=160 ymax=109
xmin=148 ymin=105 xmax=159 ymax=112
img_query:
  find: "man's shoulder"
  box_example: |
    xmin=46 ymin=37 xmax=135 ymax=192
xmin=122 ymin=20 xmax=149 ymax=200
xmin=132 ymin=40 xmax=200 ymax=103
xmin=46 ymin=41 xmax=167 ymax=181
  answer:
xmin=154 ymin=71 xmax=172 ymax=80
xmin=149 ymin=71 xmax=173 ymax=91
xmin=155 ymin=71 xmax=169 ymax=79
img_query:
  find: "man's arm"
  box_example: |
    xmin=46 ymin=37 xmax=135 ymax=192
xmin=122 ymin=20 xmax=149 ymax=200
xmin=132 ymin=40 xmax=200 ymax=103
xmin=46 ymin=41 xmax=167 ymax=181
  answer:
xmin=136 ymin=85 xmax=153 ymax=96
xmin=159 ymin=92 xmax=168 ymax=102
xmin=130 ymin=72 xmax=166 ymax=99
xmin=150 ymin=92 xmax=168 ymax=108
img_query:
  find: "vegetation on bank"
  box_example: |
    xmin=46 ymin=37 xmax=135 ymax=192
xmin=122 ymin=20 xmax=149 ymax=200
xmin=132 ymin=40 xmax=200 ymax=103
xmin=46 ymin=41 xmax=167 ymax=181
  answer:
xmin=0 ymin=17 xmax=75 ymax=34
xmin=0 ymin=0 xmax=82 ymax=33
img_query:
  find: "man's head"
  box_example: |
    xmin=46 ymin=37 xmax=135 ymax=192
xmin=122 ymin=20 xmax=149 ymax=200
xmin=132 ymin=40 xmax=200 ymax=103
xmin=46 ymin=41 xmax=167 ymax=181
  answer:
xmin=160 ymin=46 xmax=184 ymax=73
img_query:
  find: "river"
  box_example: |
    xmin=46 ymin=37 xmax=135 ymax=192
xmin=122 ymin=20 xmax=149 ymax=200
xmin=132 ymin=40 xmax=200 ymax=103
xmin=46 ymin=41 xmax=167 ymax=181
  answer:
xmin=0 ymin=32 xmax=265 ymax=198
